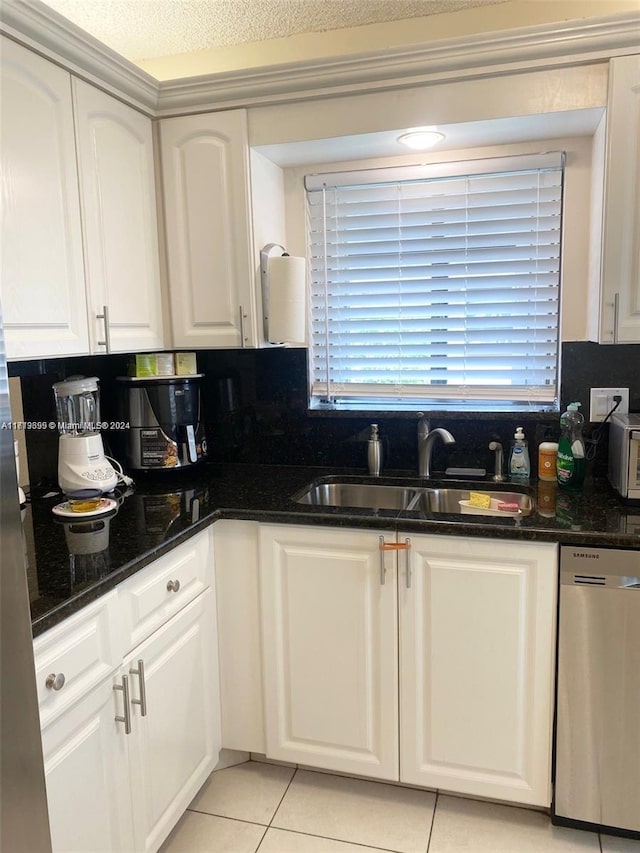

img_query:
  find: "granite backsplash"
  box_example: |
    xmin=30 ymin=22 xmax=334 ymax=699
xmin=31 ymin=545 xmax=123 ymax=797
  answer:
xmin=9 ymin=341 xmax=640 ymax=491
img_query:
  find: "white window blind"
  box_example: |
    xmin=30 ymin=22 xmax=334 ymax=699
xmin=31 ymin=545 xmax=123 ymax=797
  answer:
xmin=306 ymin=152 xmax=564 ymax=411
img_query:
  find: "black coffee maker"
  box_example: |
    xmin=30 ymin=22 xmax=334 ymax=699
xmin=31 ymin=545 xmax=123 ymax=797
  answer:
xmin=117 ymin=376 xmax=207 ymax=470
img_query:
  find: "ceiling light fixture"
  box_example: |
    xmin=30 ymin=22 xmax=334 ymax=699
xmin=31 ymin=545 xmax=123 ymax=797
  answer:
xmin=397 ymin=129 xmax=445 ymax=150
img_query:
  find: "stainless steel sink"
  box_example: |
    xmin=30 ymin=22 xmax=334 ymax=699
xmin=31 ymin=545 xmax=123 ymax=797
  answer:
xmin=293 ymin=479 xmax=534 ymax=516
xmin=405 ymin=487 xmax=534 ymax=516
xmin=295 ymin=482 xmax=419 ymax=510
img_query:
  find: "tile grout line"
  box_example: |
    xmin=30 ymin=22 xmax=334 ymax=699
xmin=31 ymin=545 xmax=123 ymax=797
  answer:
xmin=425 ymin=790 xmax=439 ymax=853
xmin=255 ymin=764 xmax=300 ymax=851
xmin=257 ymin=764 xmax=439 ymax=853
xmin=186 ymin=805 xmax=270 ymax=829
xmin=254 ymin=823 xmax=413 ymax=853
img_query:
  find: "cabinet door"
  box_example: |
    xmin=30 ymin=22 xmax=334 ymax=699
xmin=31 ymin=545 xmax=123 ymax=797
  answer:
xmin=260 ymin=524 xmax=398 ymax=780
xmin=160 ymin=110 xmax=256 ymax=348
xmin=73 ymin=79 xmax=164 ymax=353
xmin=127 ymin=589 xmax=220 ymax=853
xmin=0 ymin=38 xmax=88 ymax=359
xmin=399 ymin=535 xmax=557 ymax=806
xmin=41 ymin=675 xmax=134 ymax=853
xmin=600 ymin=54 xmax=640 ymax=343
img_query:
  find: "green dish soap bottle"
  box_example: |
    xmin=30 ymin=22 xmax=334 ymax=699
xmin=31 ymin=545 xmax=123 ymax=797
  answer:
xmin=557 ymin=402 xmax=586 ymax=490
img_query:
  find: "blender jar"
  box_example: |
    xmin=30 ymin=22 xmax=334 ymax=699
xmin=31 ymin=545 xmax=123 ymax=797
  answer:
xmin=53 ymin=377 xmax=101 ymax=435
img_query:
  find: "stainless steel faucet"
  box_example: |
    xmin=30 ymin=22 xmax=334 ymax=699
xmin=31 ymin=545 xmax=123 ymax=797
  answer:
xmin=489 ymin=440 xmax=505 ymax=482
xmin=417 ymin=415 xmax=455 ymax=478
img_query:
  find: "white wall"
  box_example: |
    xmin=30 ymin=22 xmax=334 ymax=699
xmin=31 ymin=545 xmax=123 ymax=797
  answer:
xmin=248 ymin=64 xmax=608 ymax=148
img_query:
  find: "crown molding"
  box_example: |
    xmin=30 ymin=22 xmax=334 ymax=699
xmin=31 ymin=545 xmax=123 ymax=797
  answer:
xmin=0 ymin=0 xmax=158 ymax=113
xmin=1 ymin=1 xmax=638 ymax=117
xmin=156 ymin=13 xmax=640 ymax=115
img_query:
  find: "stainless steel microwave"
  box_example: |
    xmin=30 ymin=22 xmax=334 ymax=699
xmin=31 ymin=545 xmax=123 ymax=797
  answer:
xmin=608 ymin=413 xmax=640 ymax=500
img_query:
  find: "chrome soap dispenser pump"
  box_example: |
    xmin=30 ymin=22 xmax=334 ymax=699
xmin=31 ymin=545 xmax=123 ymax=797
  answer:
xmin=367 ymin=423 xmax=383 ymax=477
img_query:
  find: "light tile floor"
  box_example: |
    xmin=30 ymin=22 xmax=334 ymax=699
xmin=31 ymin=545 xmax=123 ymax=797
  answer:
xmin=161 ymin=761 xmax=640 ymax=853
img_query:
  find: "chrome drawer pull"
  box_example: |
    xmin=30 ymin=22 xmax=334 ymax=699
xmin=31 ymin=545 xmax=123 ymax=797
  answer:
xmin=45 ymin=672 xmax=66 ymax=691
xmin=129 ymin=659 xmax=147 ymax=717
xmin=166 ymin=579 xmax=181 ymax=592
xmin=114 ymin=674 xmax=132 ymax=735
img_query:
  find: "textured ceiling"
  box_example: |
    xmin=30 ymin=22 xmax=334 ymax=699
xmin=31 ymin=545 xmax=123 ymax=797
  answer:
xmin=41 ymin=0 xmax=508 ymax=61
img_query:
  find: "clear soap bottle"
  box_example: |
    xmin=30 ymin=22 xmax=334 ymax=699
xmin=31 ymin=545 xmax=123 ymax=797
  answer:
xmin=509 ymin=426 xmax=530 ymax=481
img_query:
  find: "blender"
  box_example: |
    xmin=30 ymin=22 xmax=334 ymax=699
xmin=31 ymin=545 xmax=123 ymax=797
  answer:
xmin=52 ymin=376 xmax=118 ymax=494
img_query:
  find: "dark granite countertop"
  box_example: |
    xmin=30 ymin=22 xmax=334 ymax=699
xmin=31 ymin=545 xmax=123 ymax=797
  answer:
xmin=25 ymin=463 xmax=640 ymax=637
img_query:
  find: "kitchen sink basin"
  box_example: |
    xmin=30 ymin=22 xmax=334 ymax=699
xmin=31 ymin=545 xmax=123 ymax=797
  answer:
xmin=295 ymin=482 xmax=419 ymax=510
xmin=293 ymin=479 xmax=534 ymax=516
xmin=405 ymin=487 xmax=534 ymax=516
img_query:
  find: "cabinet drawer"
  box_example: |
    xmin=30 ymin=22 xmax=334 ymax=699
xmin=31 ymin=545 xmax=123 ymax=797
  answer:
xmin=119 ymin=529 xmax=212 ymax=653
xmin=33 ymin=591 xmax=122 ymax=730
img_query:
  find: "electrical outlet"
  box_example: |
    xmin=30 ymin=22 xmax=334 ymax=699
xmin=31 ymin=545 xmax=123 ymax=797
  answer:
xmin=588 ymin=387 xmax=629 ymax=422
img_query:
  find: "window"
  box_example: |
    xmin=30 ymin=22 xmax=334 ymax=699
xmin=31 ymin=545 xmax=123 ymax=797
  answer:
xmin=306 ymin=152 xmax=564 ymax=411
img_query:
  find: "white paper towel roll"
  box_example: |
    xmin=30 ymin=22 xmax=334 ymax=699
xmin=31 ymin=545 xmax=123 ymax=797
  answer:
xmin=268 ymin=255 xmax=306 ymax=343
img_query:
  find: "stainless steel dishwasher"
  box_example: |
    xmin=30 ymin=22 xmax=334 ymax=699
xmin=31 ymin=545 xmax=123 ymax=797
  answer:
xmin=553 ymin=546 xmax=640 ymax=837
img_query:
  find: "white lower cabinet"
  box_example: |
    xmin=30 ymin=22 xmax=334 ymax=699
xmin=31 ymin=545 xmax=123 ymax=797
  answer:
xmin=399 ymin=534 xmax=557 ymax=806
xmin=258 ymin=524 xmax=557 ymax=806
xmin=36 ymin=529 xmax=220 ymax=853
xmin=259 ymin=525 xmax=399 ymax=780
xmin=126 ymin=590 xmax=219 ymax=853
xmin=41 ymin=674 xmax=134 ymax=853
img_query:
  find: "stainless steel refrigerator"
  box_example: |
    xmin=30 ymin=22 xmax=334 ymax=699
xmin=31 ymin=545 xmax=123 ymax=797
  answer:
xmin=0 ymin=306 xmax=52 ymax=852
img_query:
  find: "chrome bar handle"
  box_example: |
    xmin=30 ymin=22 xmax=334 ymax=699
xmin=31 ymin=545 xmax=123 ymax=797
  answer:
xmin=96 ymin=304 xmax=112 ymax=353
xmin=378 ymin=538 xmax=412 ymax=586
xmin=404 ymin=538 xmax=412 ymax=589
xmin=114 ymin=674 xmax=132 ymax=734
xmin=239 ymin=305 xmax=247 ymax=348
xmin=613 ymin=292 xmax=619 ymax=344
xmin=129 ymin=659 xmax=147 ymax=717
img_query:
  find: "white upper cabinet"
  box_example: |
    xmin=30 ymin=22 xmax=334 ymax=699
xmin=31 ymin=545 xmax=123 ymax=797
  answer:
xmin=160 ymin=110 xmax=257 ymax=348
xmin=0 ymin=37 xmax=89 ymax=359
xmin=600 ymin=54 xmax=640 ymax=343
xmin=73 ymin=79 xmax=164 ymax=353
xmin=0 ymin=38 xmax=165 ymax=359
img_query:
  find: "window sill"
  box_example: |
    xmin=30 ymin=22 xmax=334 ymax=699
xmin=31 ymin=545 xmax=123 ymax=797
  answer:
xmin=308 ymin=399 xmax=559 ymax=417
